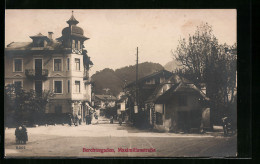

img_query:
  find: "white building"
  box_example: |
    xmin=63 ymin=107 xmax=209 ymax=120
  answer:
xmin=5 ymin=12 xmax=93 ymax=121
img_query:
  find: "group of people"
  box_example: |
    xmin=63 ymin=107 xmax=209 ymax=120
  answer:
xmin=110 ymin=114 xmax=123 ymax=125
xmin=68 ymin=112 xmax=99 ymax=126
xmin=15 ymin=125 xmax=28 ymax=144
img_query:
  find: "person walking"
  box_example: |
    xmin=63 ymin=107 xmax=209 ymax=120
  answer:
xmin=21 ymin=125 xmax=28 ymax=144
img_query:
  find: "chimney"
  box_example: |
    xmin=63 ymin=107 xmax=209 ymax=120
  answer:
xmin=48 ymin=32 xmax=53 ymax=40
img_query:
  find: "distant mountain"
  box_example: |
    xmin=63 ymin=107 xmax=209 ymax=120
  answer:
xmin=91 ymin=62 xmax=164 ymax=96
xmin=164 ymin=60 xmax=182 ymax=72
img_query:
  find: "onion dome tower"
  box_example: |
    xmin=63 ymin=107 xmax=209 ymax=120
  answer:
xmin=57 ymin=11 xmax=89 ymax=54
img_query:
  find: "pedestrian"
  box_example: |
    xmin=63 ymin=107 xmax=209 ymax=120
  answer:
xmin=74 ymin=115 xmax=79 ymax=126
xmin=15 ymin=126 xmax=22 ymax=144
xmin=89 ymin=113 xmax=92 ymax=124
xmin=85 ymin=115 xmax=89 ymax=125
xmin=68 ymin=114 xmax=73 ymax=126
xmin=118 ymin=115 xmax=122 ymax=126
xmin=21 ymin=125 xmax=28 ymax=144
xmin=110 ymin=116 xmax=113 ymax=124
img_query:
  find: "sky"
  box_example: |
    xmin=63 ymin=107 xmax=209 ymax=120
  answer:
xmin=5 ymin=9 xmax=236 ymax=75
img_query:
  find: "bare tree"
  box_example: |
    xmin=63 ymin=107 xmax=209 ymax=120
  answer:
xmin=173 ymin=23 xmax=237 ymax=125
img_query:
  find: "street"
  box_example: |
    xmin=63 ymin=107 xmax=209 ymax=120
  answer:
xmin=5 ymin=117 xmax=237 ymax=158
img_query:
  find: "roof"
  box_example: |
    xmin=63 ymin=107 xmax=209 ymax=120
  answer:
xmin=155 ymin=82 xmax=209 ymax=103
xmin=5 ymin=40 xmax=67 ymax=51
xmin=30 ymin=33 xmax=48 ymax=39
xmin=67 ymin=13 xmax=79 ymax=25
xmin=145 ymin=74 xmax=209 ymax=103
xmin=6 ymin=42 xmax=31 ymax=49
xmin=126 ymin=69 xmax=173 ymax=88
xmin=117 ymin=95 xmax=128 ymax=103
xmin=95 ymin=95 xmax=117 ymax=101
xmin=145 ymin=83 xmax=180 ymax=103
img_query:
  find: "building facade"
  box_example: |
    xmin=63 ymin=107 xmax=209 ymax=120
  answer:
xmin=125 ymin=70 xmax=173 ymax=128
xmin=125 ymin=70 xmax=210 ymax=131
xmin=5 ymin=12 xmax=93 ymax=122
xmin=145 ymin=74 xmax=210 ymax=132
xmin=95 ymin=95 xmax=117 ymax=110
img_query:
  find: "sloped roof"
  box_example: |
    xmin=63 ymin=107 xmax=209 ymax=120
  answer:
xmin=126 ymin=69 xmax=173 ymax=88
xmin=67 ymin=14 xmax=79 ymax=25
xmin=117 ymin=95 xmax=128 ymax=103
xmin=30 ymin=33 xmax=48 ymax=38
xmin=5 ymin=40 xmax=65 ymax=51
xmin=6 ymin=42 xmax=32 ymax=49
xmin=155 ymin=82 xmax=209 ymax=103
xmin=145 ymin=83 xmax=180 ymax=103
xmin=95 ymin=95 xmax=117 ymax=101
xmin=145 ymin=74 xmax=209 ymax=103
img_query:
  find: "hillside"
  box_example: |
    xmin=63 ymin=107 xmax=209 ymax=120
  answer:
xmin=91 ymin=62 xmax=164 ymax=96
xmin=164 ymin=60 xmax=182 ymax=72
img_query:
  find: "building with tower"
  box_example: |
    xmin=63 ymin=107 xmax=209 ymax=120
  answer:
xmin=5 ymin=11 xmax=94 ymax=123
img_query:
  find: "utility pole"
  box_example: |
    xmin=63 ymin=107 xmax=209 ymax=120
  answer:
xmin=133 ymin=47 xmax=139 ymax=126
xmin=136 ymin=47 xmax=138 ymax=107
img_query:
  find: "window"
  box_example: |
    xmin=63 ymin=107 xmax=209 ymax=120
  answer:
xmin=67 ymin=58 xmax=70 ymax=71
xmin=14 ymin=59 xmax=22 ymax=72
xmin=156 ymin=112 xmax=163 ymax=125
xmin=14 ymin=81 xmax=22 ymax=92
xmin=14 ymin=81 xmax=22 ymax=88
xmin=72 ymin=40 xmax=75 ymax=49
xmin=155 ymin=104 xmax=164 ymax=114
xmin=68 ymin=80 xmax=70 ymax=93
xmin=54 ymin=59 xmax=62 ymax=71
xmin=55 ymin=105 xmax=62 ymax=113
xmin=78 ymin=40 xmax=81 ymax=50
xmin=39 ymin=40 xmax=44 ymax=47
xmin=75 ymin=81 xmax=80 ymax=93
xmin=75 ymin=40 xmax=78 ymax=49
xmin=178 ymin=95 xmax=187 ymax=106
xmin=54 ymin=81 xmax=62 ymax=94
xmin=75 ymin=58 xmax=80 ymax=71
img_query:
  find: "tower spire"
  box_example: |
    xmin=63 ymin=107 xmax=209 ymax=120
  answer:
xmin=67 ymin=10 xmax=79 ymax=26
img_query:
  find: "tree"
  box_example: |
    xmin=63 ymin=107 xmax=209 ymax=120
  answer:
xmin=173 ymin=23 xmax=237 ymax=126
xmin=4 ymin=84 xmax=55 ymax=126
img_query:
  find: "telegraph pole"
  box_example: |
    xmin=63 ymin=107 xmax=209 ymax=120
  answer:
xmin=133 ymin=47 xmax=139 ymax=126
xmin=136 ymin=47 xmax=138 ymax=106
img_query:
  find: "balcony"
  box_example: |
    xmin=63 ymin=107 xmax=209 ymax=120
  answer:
xmin=25 ymin=69 xmax=48 ymax=81
xmin=83 ymin=71 xmax=90 ymax=81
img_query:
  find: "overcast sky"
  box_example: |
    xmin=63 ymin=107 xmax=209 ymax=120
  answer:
xmin=5 ymin=9 xmax=236 ymax=75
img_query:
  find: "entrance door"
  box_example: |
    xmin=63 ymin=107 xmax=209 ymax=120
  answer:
xmin=177 ymin=111 xmax=191 ymax=131
xmin=35 ymin=80 xmax=42 ymax=96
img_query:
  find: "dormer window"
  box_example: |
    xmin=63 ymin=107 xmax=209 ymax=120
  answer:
xmin=30 ymin=33 xmax=49 ymax=47
xmin=32 ymin=39 xmax=45 ymax=47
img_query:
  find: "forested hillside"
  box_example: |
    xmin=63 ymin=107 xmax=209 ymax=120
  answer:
xmin=91 ymin=62 xmax=164 ymax=96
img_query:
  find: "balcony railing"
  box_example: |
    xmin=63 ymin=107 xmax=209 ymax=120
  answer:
xmin=83 ymin=71 xmax=90 ymax=81
xmin=25 ymin=69 xmax=48 ymax=80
